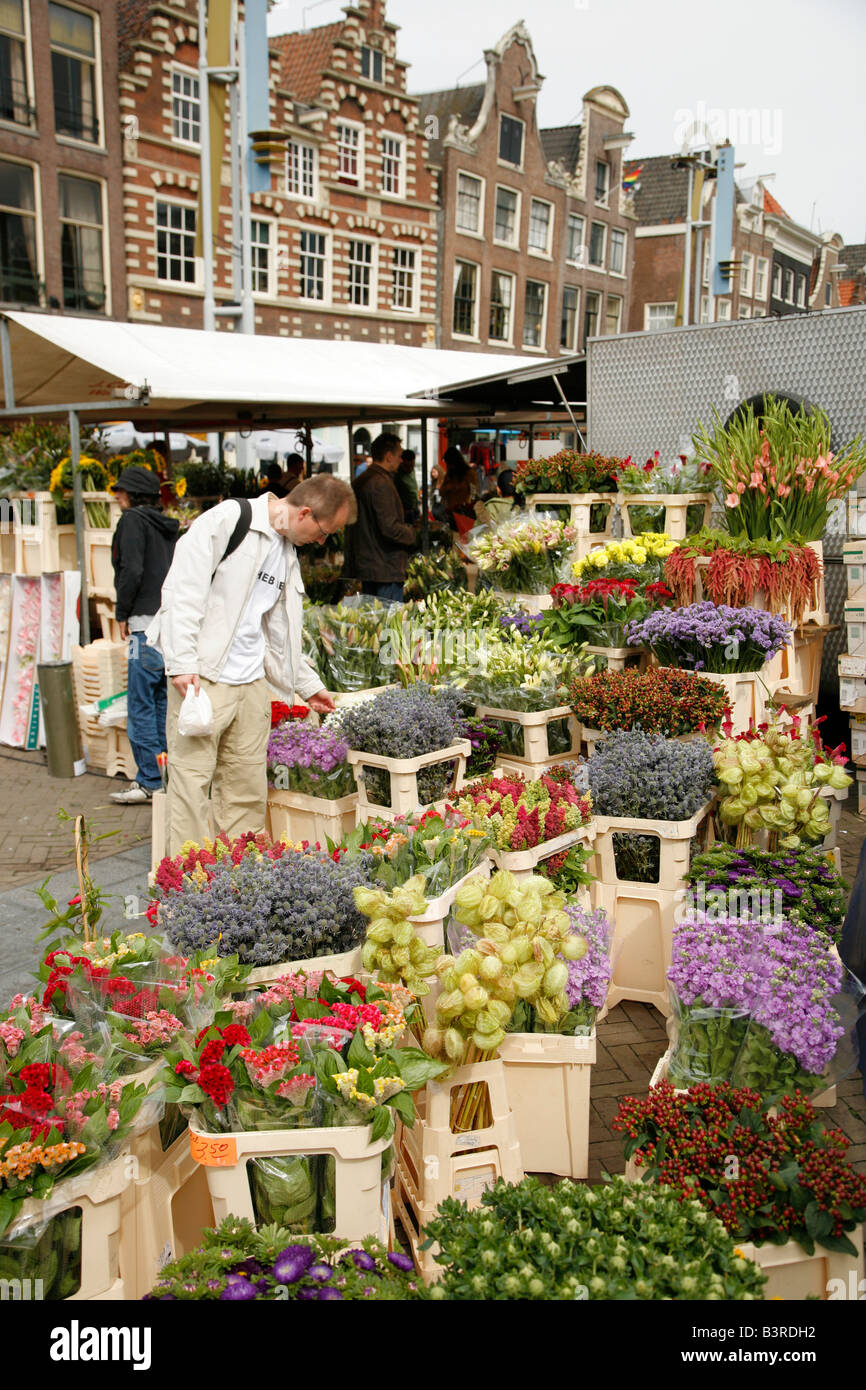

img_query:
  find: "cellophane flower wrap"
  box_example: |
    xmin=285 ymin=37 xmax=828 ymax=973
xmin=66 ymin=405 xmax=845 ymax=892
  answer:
xmin=332 ymin=684 xmax=465 ymax=808
xmin=466 ymin=516 xmax=578 ymax=594
xmin=685 ymin=843 xmax=848 ymax=947
xmin=572 ymin=532 xmax=677 ymax=584
xmin=614 ymin=1083 xmax=866 ymax=1259
xmin=615 ymin=451 xmax=714 ymax=535
xmin=542 ymin=576 xmax=673 ymax=650
xmin=566 ymin=666 xmax=727 ymax=736
xmin=451 ymin=630 xmax=583 ymax=759
xmin=303 ymin=599 xmax=394 ymax=692
xmin=267 ymin=721 xmax=354 ymax=800
xmin=342 ymin=807 xmax=491 ymax=901
xmin=666 ymin=915 xmax=849 ymax=1098
xmin=627 ymin=601 xmax=790 ymax=673
xmin=452 ymin=769 xmax=592 ymax=853
xmin=404 ymin=548 xmax=467 ymax=600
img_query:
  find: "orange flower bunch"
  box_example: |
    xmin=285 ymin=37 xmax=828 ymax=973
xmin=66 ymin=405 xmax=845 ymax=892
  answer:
xmin=0 ymin=1138 xmax=86 ymax=1183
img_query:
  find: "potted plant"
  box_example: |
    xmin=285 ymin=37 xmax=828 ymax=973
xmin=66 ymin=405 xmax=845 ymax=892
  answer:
xmin=465 ymin=516 xmax=577 ymax=603
xmin=266 ymin=720 xmax=357 ymax=845
xmin=566 ymin=666 xmax=728 ymax=753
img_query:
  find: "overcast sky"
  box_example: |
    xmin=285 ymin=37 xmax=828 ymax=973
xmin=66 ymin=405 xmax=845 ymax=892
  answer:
xmin=269 ymin=0 xmax=866 ymax=246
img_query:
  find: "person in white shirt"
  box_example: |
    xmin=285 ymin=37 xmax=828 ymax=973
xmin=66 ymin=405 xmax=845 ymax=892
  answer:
xmin=147 ymin=474 xmax=355 ymax=855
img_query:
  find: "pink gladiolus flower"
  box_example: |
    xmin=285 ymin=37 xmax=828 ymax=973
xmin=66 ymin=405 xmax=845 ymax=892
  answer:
xmin=736 ymin=481 xmax=746 ymax=494
xmin=725 ymin=492 xmax=740 ymax=508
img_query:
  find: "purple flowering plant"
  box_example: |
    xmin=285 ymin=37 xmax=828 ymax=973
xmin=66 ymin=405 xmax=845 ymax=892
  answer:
xmin=508 ymin=903 xmax=613 ymax=1035
xmin=333 ymin=685 xmax=465 ymax=808
xmin=667 ymin=915 xmax=846 ymax=1099
xmin=267 ymin=722 xmax=355 ymax=800
xmin=627 ymin=601 xmax=790 ymax=673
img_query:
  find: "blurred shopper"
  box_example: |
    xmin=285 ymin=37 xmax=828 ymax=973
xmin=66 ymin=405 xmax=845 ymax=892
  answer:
xmin=395 ymin=448 xmax=420 ymax=524
xmin=262 ymin=462 xmax=287 ymax=498
xmin=439 ymin=446 xmax=478 ymax=528
xmin=284 ymin=453 xmax=305 ymax=495
xmin=343 ymin=432 xmax=416 ymax=602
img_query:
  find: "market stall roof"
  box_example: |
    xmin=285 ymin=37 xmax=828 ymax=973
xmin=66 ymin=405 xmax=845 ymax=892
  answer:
xmin=411 ymin=351 xmax=587 ymax=422
xmin=0 ymin=312 xmax=551 ymax=428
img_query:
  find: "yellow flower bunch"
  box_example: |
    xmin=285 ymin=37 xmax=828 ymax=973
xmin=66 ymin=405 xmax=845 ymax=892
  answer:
xmin=572 ymin=532 xmax=676 ymax=579
xmin=175 ymin=476 xmax=188 ymax=498
xmin=332 ymin=1070 xmax=377 ymax=1110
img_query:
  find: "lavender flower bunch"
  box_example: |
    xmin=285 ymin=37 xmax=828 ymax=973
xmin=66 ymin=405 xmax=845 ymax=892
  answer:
xmin=627 ymin=602 xmax=790 ymax=673
xmin=667 ymin=915 xmax=845 ymax=1098
xmin=564 ymin=904 xmax=613 ymax=1031
xmin=333 ymin=685 xmax=465 ymax=809
xmin=160 ymin=849 xmax=375 ymax=967
xmin=587 ymin=730 xmax=716 ymax=822
xmin=267 ymin=723 xmax=354 ymax=800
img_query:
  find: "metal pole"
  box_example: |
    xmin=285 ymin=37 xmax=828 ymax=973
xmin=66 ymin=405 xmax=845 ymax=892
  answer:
xmin=347 ymin=418 xmax=354 ymax=480
xmin=552 ymin=374 xmax=587 ymax=450
xmin=420 ymin=421 xmax=429 ymax=555
xmin=694 ymin=226 xmax=704 ymax=325
xmin=0 ymin=318 xmax=15 ymax=408
xmin=682 ymin=162 xmax=694 ymax=327
xmin=69 ymin=409 xmax=89 ymax=644
xmin=198 ymin=0 xmax=216 ymax=333
xmin=237 ymin=15 xmax=254 ymax=337
xmin=228 ymin=59 xmax=241 ymax=304
xmin=527 ymin=423 xmax=535 ymax=459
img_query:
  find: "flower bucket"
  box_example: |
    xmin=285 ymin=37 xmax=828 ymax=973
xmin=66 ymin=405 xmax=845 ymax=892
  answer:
xmin=266 ymin=788 xmax=358 ymax=847
xmin=347 ymin=739 xmax=471 ymax=822
xmin=490 ymin=589 xmax=555 ymax=612
xmin=619 ymin=492 xmax=713 ymax=541
xmin=656 ymin=666 xmax=773 ymax=737
xmin=124 ymin=1116 xmax=214 ymax=1299
xmin=499 ymin=1029 xmax=596 ymax=1179
xmin=11 ymin=491 xmax=78 ymax=575
xmin=523 ymin=492 xmax=617 ymax=535
xmin=473 ymin=703 xmax=580 ymax=779
xmin=408 ymin=860 xmax=492 ymax=951
xmin=646 ymin=1045 xmax=835 ymax=1112
xmin=245 ymin=946 xmax=364 ymax=990
xmin=188 ymin=1119 xmax=392 ymax=1244
xmin=491 ymin=824 xmax=595 ymax=882
xmin=737 ymin=1226 xmax=863 ymax=1301
xmin=329 ymin=684 xmax=399 ymax=709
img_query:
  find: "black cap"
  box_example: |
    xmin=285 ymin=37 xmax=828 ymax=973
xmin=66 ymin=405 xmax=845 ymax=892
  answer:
xmin=111 ymin=465 xmax=160 ymax=496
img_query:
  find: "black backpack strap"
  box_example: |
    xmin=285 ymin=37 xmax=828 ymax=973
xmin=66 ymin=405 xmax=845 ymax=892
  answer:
xmin=213 ymin=498 xmax=253 ymax=576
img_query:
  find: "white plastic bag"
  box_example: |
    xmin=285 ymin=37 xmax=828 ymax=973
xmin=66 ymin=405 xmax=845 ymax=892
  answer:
xmin=177 ymin=684 xmax=214 ymax=736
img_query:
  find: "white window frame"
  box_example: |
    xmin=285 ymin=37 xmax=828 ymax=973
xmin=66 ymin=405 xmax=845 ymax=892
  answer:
xmin=604 ymin=293 xmax=622 ymax=336
xmin=336 ymin=118 xmax=364 ymax=187
xmin=739 ymin=303 xmax=751 ymax=318
xmin=286 ymin=139 xmax=318 ymax=200
xmin=560 ymin=285 xmax=580 ymax=352
xmin=170 ymin=64 xmax=200 ymax=147
xmin=528 ymin=196 xmax=554 ymax=258
xmin=585 ymin=289 xmax=602 ymax=342
xmin=772 ymin=263 xmax=782 ymax=298
xmin=390 ymin=244 xmax=417 ymax=313
xmin=488 ymin=268 xmax=515 ymax=346
xmin=346 ymin=237 xmax=376 ymax=309
xmin=796 ymin=273 xmax=806 ymax=308
xmin=609 ymin=227 xmax=626 ymax=276
xmin=58 ymin=168 xmax=108 ymax=314
xmin=452 ymin=258 xmax=479 ymax=340
xmin=716 ymin=298 xmax=731 ymax=322
xmin=455 ymin=170 xmax=484 ymax=237
xmin=740 ymin=251 xmax=753 ymax=297
xmin=154 ymin=196 xmax=199 ymax=287
xmin=522 ymin=278 xmax=548 ymax=351
xmin=360 ymin=45 xmax=383 ymax=84
xmin=783 ymin=267 xmax=794 ymax=303
xmin=49 ymin=0 xmax=104 ymax=149
xmin=566 ymin=212 xmax=585 ymax=266
xmin=594 ymin=159 xmax=610 ymax=207
xmin=298 ymin=227 xmax=329 ymax=302
xmin=755 ymin=256 xmax=768 ymax=300
xmin=644 ymin=301 xmax=676 ymax=332
xmin=493 ymin=185 xmax=521 ymax=248
xmin=588 ymin=220 xmax=607 ymax=268
xmin=249 ymin=216 xmax=275 ymax=298
xmin=700 ymin=294 xmax=711 ymax=324
xmin=0 ymin=0 xmax=35 ymax=131
xmin=702 ymin=242 xmax=710 ymax=287
xmin=380 ymin=132 xmax=405 ymax=199
xmin=498 ymin=112 xmax=525 ymax=170
xmin=0 ymin=155 xmax=43 ymax=305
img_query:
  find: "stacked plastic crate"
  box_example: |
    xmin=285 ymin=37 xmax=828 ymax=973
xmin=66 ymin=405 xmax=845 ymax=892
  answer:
xmin=71 ymin=639 xmax=137 ymax=778
xmin=839 ymin=496 xmax=866 ymax=813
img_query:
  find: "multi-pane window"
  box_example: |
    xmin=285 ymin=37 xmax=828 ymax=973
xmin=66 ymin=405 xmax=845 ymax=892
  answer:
xmin=588 ymin=222 xmax=606 ymax=267
xmin=380 ymin=135 xmax=404 ymax=197
xmin=523 ymin=279 xmax=546 ymax=348
xmin=392 ymin=246 xmax=415 ymax=310
xmin=0 ymin=159 xmax=39 ymax=302
xmin=250 ymin=219 xmax=272 ymax=296
xmin=716 ymin=299 xmax=731 ymax=321
xmin=499 ymin=113 xmax=523 ymax=167
xmin=702 ymin=243 xmax=710 ymax=287
xmin=50 ymin=2 xmax=99 ymax=143
xmin=609 ymin=228 xmax=626 ymax=275
xmin=59 ymin=172 xmax=104 ymax=310
xmin=700 ymin=295 xmax=711 ymax=324
xmin=796 ymin=274 xmax=806 ymax=308
xmin=560 ymin=286 xmax=579 ymax=351
xmin=171 ymin=68 xmax=199 ymax=145
xmin=566 ymin=213 xmax=584 ymax=264
xmin=605 ymin=294 xmax=622 ymax=336
xmin=739 ymin=304 xmax=751 ymax=318
xmin=0 ymin=0 xmax=32 ymax=127
xmin=347 ymin=238 xmax=373 ymax=307
xmin=740 ymin=251 xmax=753 ymax=296
xmin=286 ymin=140 xmax=316 ymax=199
xmin=299 ymin=229 xmax=326 ymax=300
xmin=595 ymin=160 xmax=609 ymax=205
xmin=585 ymin=290 xmax=601 ymax=340
xmin=772 ymin=263 xmax=782 ymax=297
xmin=489 ymin=270 xmax=513 ymax=342
xmin=456 ymin=173 xmax=482 ymax=233
xmin=783 ymin=268 xmax=794 ymax=303
xmin=755 ymin=257 xmax=768 ymax=299
xmin=528 ymin=198 xmax=552 ymax=254
xmin=336 ymin=122 xmax=362 ymax=184
xmin=645 ymin=301 xmax=674 ymax=332
xmin=360 ymin=45 xmax=383 ymax=82
xmin=494 ymin=186 xmax=518 ymax=245
xmin=155 ymin=200 xmax=196 ymax=284
xmin=452 ymin=260 xmax=477 ymax=337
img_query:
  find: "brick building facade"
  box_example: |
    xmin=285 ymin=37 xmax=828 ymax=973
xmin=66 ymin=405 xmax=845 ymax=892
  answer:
xmin=117 ymin=0 xmax=438 ymax=343
xmin=0 ymin=0 xmax=126 ymax=318
xmin=626 ymin=153 xmax=841 ymax=332
xmin=416 ymin=23 xmax=635 ymax=357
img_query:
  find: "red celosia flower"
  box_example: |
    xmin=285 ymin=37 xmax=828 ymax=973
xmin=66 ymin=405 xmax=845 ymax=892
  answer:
xmin=199 ymin=1039 xmax=226 ymax=1067
xmin=220 ymin=1024 xmax=251 ymax=1048
xmin=197 ymin=1063 xmax=234 ymax=1107
xmin=174 ymin=1060 xmax=196 ymax=1077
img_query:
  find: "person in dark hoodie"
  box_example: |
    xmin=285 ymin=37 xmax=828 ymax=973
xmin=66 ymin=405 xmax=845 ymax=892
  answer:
xmin=109 ymin=465 xmax=180 ymax=804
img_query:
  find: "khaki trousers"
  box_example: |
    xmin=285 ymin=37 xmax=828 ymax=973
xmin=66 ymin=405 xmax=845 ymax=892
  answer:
xmin=165 ymin=676 xmax=271 ymax=856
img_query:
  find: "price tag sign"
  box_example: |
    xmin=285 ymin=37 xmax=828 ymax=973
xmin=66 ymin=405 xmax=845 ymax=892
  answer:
xmin=189 ymin=1131 xmax=238 ymax=1167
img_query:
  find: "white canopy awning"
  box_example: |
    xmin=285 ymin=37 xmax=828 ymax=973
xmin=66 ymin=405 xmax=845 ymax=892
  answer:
xmin=0 ymin=312 xmax=548 ymax=427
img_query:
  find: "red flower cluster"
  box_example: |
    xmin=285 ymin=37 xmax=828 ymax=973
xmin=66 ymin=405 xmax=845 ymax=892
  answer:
xmin=566 ymin=666 xmax=728 ymax=736
xmin=460 ymin=771 xmax=590 ymax=851
xmin=153 ymin=830 xmax=296 ymax=897
xmin=175 ymin=1023 xmax=253 ymax=1110
xmin=270 ymin=701 xmax=310 ymax=728
xmin=0 ymin=1062 xmax=71 ymax=1141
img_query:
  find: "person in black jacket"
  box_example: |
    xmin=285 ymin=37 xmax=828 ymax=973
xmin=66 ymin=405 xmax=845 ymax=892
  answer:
xmin=109 ymin=465 xmax=180 ymax=804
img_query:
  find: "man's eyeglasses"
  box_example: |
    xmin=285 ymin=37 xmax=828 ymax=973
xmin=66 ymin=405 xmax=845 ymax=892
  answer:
xmin=309 ymin=508 xmax=337 ymax=541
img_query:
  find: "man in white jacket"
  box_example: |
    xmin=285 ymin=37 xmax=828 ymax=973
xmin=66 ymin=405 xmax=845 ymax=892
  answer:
xmin=146 ymin=474 xmax=355 ymax=855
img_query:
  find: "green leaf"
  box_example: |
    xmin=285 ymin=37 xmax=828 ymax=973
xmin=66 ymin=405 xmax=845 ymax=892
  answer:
xmin=816 ymin=1231 xmax=859 ymax=1257
xmin=347 ymin=1031 xmax=376 ymax=1069
xmin=387 ymin=1090 xmax=416 ymax=1124
xmin=393 ymin=1046 xmax=448 ymax=1090
xmin=370 ymin=1106 xmax=394 ymax=1143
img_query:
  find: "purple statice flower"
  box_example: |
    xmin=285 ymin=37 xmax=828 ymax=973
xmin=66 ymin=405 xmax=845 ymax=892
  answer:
xmin=564 ymin=903 xmax=613 ymax=1018
xmin=627 ymin=602 xmax=789 ymax=674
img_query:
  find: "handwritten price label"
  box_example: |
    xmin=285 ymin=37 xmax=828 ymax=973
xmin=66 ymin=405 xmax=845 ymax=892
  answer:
xmin=189 ymin=1131 xmax=238 ymax=1167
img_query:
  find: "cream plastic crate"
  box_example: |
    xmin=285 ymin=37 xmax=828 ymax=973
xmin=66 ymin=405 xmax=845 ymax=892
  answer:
xmin=584 ymin=643 xmax=649 ymax=673
xmin=11 ymin=491 xmax=78 ymax=575
xmin=266 ymin=788 xmax=358 ymax=846
xmin=657 ymin=667 xmax=773 ymax=736
xmin=738 ymin=1225 xmax=863 ymax=1301
xmin=618 ymin=492 xmax=713 ymax=542
xmin=124 ymin=1116 xmax=215 ymax=1299
xmin=329 ymin=684 xmax=398 ymax=709
xmin=474 ymin=703 xmax=580 ymax=778
xmin=524 ymin=492 xmax=618 ymax=535
xmin=773 ymin=627 xmax=827 ymax=705
xmin=245 ymin=945 xmax=363 ymax=989
xmin=592 ymin=802 xmax=712 ymax=894
xmin=499 ymin=1029 xmax=596 ymax=1179
xmin=491 ymin=824 xmax=595 ymax=882
xmin=392 ymin=1057 xmax=523 ymax=1280
xmin=188 ymin=1120 xmax=392 ymax=1242
xmin=0 ymin=1152 xmax=133 ymax=1301
xmin=651 ymin=1044 xmax=836 ymax=1110
xmin=408 ymin=860 xmax=491 ymax=952
xmin=490 ymin=589 xmax=555 ymax=612
xmin=106 ymin=725 xmax=136 ymax=779
xmin=348 ymin=739 xmax=471 ymax=823
xmin=694 ymin=543 xmax=827 ymax=627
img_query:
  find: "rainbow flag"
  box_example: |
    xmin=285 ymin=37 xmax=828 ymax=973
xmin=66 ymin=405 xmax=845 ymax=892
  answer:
xmin=622 ymin=164 xmax=643 ymax=189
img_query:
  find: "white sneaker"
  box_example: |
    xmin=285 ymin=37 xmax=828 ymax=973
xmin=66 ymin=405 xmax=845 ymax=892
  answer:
xmin=109 ymin=782 xmax=154 ymax=805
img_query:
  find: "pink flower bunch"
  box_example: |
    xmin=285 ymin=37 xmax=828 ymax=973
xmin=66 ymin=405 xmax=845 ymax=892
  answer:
xmin=63 ymin=1079 xmax=124 ymax=1130
xmin=275 ymin=1073 xmax=316 ymax=1104
xmin=0 ymin=1022 xmax=25 ymax=1057
xmin=240 ymin=1040 xmax=301 ymax=1089
xmin=58 ymin=1031 xmax=101 ymax=1071
xmin=258 ymin=971 xmax=324 ymax=1011
xmin=123 ymin=1010 xmax=185 ymax=1049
